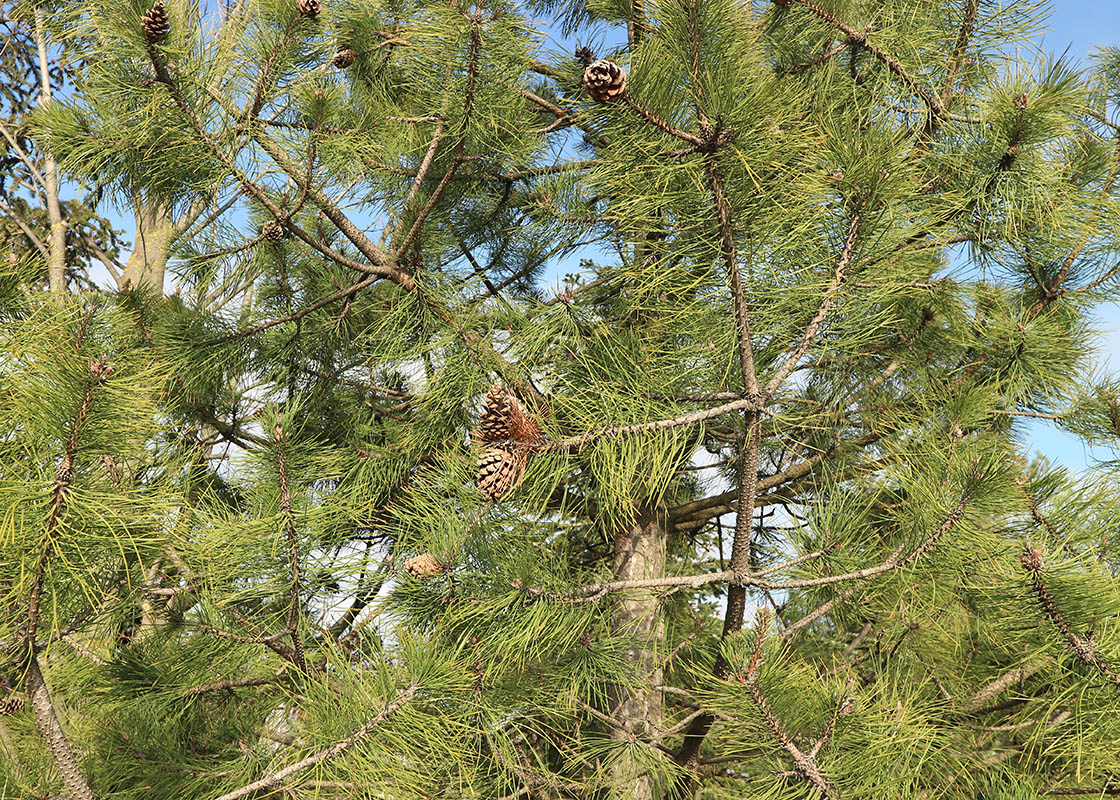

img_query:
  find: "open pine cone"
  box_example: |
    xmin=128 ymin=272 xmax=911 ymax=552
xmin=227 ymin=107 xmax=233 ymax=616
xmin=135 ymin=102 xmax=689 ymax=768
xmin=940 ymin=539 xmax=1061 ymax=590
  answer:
xmin=333 ymin=48 xmax=356 ymax=68
xmin=582 ymin=59 xmax=626 ymax=102
xmin=471 ymin=385 xmax=540 ymax=501
xmin=261 ymin=220 xmax=286 ymax=242
xmin=402 ymin=553 xmax=444 ymax=578
xmin=476 ymin=446 xmax=528 ymax=501
xmin=475 ymin=384 xmax=540 ymax=445
xmin=141 ymin=1 xmax=170 ymax=44
xmin=297 ymin=0 xmax=321 ymax=17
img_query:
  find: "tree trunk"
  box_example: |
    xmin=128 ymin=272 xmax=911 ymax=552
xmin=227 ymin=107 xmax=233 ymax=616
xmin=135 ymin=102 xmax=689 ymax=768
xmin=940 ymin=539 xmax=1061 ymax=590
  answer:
xmin=609 ymin=504 xmax=667 ymax=800
xmin=33 ymin=11 xmax=67 ymax=297
xmin=121 ymin=203 xmax=175 ymax=293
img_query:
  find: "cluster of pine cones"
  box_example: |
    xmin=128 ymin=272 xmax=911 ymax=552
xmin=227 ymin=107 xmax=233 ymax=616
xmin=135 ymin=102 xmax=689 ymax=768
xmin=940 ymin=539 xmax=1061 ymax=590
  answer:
xmin=472 ymin=385 xmax=541 ymax=501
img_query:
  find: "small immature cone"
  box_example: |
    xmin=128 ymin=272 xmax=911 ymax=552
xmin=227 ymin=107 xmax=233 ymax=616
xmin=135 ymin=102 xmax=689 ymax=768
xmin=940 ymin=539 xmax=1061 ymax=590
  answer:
xmin=582 ymin=59 xmax=627 ymax=102
xmin=402 ymin=553 xmax=444 ymax=578
xmin=141 ymin=1 xmax=170 ymax=44
xmin=333 ymin=48 xmax=356 ymax=68
xmin=261 ymin=220 xmax=286 ymax=242
xmin=297 ymin=0 xmax=321 ymax=18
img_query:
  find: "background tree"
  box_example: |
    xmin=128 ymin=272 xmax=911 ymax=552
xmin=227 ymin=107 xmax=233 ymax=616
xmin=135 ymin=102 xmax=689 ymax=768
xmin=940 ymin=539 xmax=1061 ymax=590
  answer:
xmin=2 ymin=1 xmax=1120 ymax=799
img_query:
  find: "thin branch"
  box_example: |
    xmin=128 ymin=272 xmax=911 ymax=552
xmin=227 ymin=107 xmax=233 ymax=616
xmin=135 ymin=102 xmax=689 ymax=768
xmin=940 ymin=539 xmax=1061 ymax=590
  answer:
xmin=525 ymin=488 xmax=971 ymax=603
xmin=33 ymin=9 xmax=66 ymax=295
xmin=959 ymin=661 xmax=1045 ymax=713
xmin=789 ymin=0 xmax=949 ymax=119
xmin=739 ymin=624 xmax=839 ymax=799
xmin=1020 ymin=548 xmax=1120 ymax=688
xmin=0 ymin=196 xmax=49 ymax=258
xmin=0 ymin=120 xmax=48 ymax=190
xmin=216 ymin=274 xmax=378 ymax=342
xmin=548 ymin=395 xmax=763 ymax=451
xmin=209 ymin=684 xmax=420 ymax=800
xmin=764 ymin=211 xmax=860 ymax=396
xmin=624 ymin=95 xmax=704 ymax=147
xmin=393 ymin=24 xmax=482 ymax=256
xmin=185 ymin=673 xmax=286 ymax=697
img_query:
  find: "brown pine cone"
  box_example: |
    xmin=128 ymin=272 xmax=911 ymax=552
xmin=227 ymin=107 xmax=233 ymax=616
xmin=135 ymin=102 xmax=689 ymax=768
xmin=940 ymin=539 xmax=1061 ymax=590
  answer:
xmin=0 ymin=693 xmax=24 ymax=716
xmin=475 ymin=384 xmax=540 ymax=445
xmin=261 ymin=220 xmax=286 ymax=242
xmin=141 ymin=1 xmax=170 ymax=44
xmin=402 ymin=553 xmax=444 ymax=578
xmin=476 ymin=445 xmax=528 ymax=501
xmin=297 ymin=0 xmax=321 ymax=17
xmin=333 ymin=48 xmax=356 ymax=68
xmin=582 ymin=59 xmax=626 ymax=102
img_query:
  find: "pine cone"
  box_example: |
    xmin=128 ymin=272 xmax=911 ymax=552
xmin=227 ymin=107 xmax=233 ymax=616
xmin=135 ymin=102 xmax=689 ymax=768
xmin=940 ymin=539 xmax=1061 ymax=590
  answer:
xmin=333 ymin=48 xmax=356 ymax=68
xmin=402 ymin=553 xmax=444 ymax=578
xmin=476 ymin=445 xmax=528 ymax=501
xmin=141 ymin=1 xmax=170 ymax=44
xmin=261 ymin=220 xmax=286 ymax=242
xmin=574 ymin=46 xmax=596 ymax=65
xmin=475 ymin=384 xmax=540 ymax=445
xmin=0 ymin=693 xmax=24 ymax=716
xmin=582 ymin=59 xmax=626 ymax=102
xmin=297 ymin=0 xmax=321 ymax=18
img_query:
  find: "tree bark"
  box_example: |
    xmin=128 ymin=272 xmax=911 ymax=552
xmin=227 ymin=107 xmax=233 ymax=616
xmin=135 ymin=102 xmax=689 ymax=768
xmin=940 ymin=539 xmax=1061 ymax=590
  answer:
xmin=609 ymin=504 xmax=668 ymax=800
xmin=121 ymin=203 xmax=175 ymax=293
xmin=33 ymin=11 xmax=67 ymax=296
xmin=25 ymin=656 xmax=96 ymax=800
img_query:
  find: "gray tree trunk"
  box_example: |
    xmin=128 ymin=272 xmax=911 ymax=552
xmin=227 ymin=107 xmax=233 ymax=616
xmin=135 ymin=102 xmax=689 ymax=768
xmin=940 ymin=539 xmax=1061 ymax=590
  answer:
xmin=609 ymin=504 xmax=667 ymax=800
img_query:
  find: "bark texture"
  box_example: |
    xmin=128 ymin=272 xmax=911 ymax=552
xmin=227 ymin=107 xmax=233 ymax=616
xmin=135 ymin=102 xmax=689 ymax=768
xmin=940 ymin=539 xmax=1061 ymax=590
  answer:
xmin=26 ymin=657 xmax=95 ymax=800
xmin=609 ymin=504 xmax=668 ymax=800
xmin=121 ymin=203 xmax=175 ymax=293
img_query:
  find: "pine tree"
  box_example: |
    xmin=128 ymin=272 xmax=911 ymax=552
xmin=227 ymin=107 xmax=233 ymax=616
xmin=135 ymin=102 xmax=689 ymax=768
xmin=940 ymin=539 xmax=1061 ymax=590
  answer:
xmin=3 ymin=1 xmax=1120 ymax=799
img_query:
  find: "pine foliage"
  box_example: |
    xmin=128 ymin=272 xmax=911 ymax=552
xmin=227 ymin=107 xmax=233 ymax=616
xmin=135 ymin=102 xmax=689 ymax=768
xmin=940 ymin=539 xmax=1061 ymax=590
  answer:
xmin=2 ymin=0 xmax=1120 ymax=799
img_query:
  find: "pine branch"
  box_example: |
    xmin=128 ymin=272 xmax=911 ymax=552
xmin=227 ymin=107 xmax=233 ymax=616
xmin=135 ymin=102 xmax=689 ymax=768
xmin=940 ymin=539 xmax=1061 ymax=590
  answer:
xmin=18 ymin=344 xmax=107 ymax=800
xmin=1019 ymin=548 xmax=1120 ymax=689
xmin=522 ymin=487 xmax=970 ymax=600
xmin=394 ymin=23 xmax=482 ymax=257
xmin=779 ymin=591 xmax=855 ymax=640
xmin=1017 ymin=479 xmax=1079 ymax=559
xmin=623 ymin=96 xmax=704 ymax=147
xmin=1034 ymin=134 xmax=1120 ymax=309
xmin=764 ymin=211 xmax=861 ymax=396
xmin=208 ymin=683 xmax=420 ymax=800
xmin=958 ymin=661 xmax=1046 ymax=713
xmin=274 ymin=417 xmax=309 ymax=675
xmin=787 ymin=0 xmax=949 ymax=120
xmin=184 ymin=672 xmax=286 ymax=697
xmin=669 ymin=433 xmax=881 ymax=525
xmin=923 ymin=0 xmax=980 ymax=139
xmin=25 ymin=658 xmax=95 ymax=800
xmin=737 ymin=620 xmax=840 ymax=799
xmin=549 ymin=395 xmax=763 ymax=451
xmin=217 ymin=275 xmax=378 ymax=342
xmin=33 ymin=9 xmax=66 ymax=295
